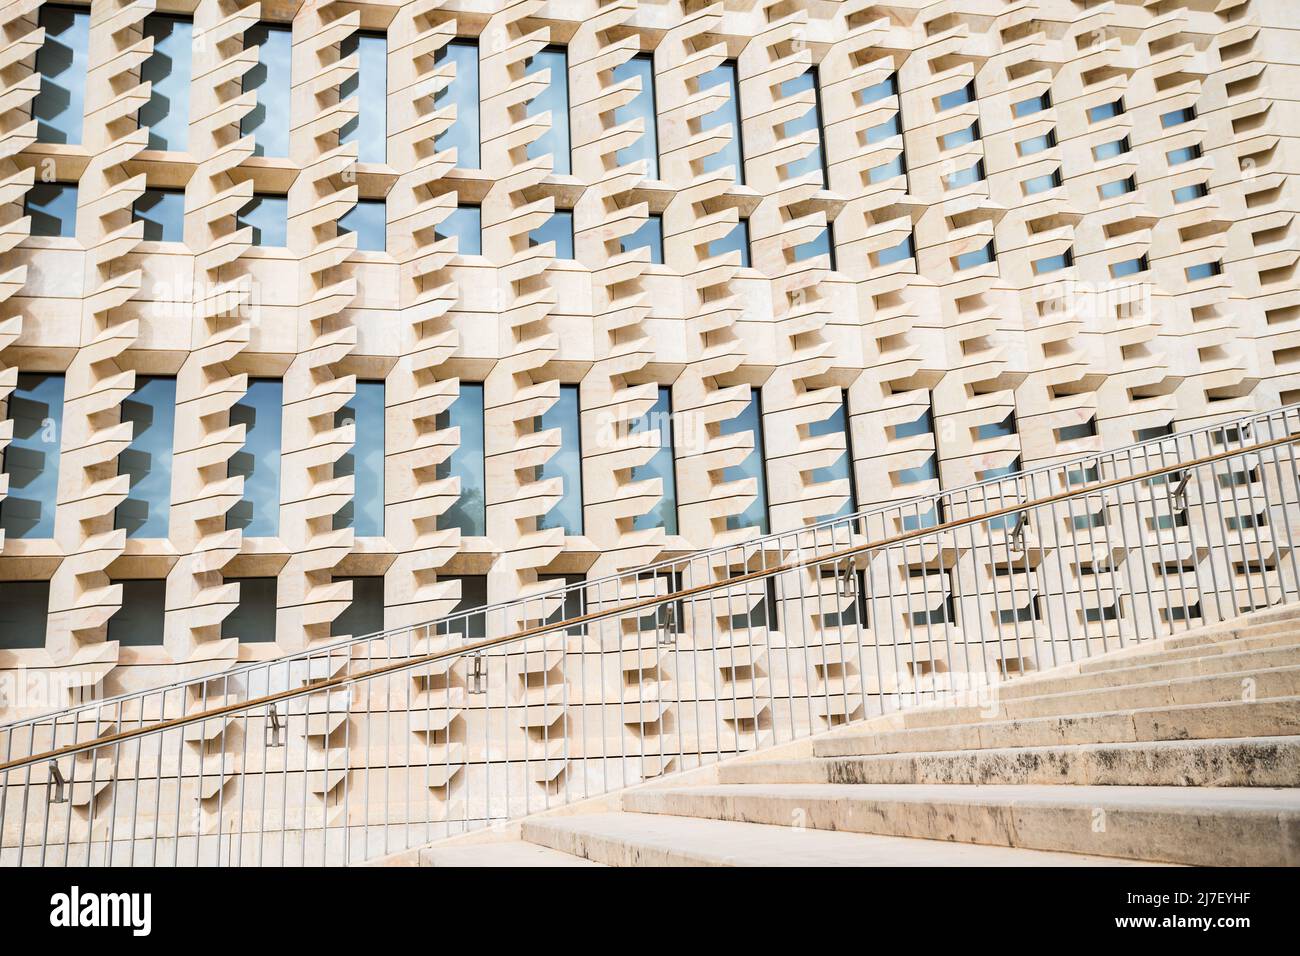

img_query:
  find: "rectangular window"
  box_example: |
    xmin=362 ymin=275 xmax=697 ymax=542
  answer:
xmin=140 ymin=14 xmax=193 ymax=151
xmin=24 ymin=182 xmax=78 ymax=238
xmin=236 ymin=194 xmax=288 ymax=247
xmin=340 ymin=32 xmax=387 ymax=163
xmin=1173 ymin=183 xmax=1208 ymax=203
xmin=721 ymin=388 xmax=770 ymax=534
xmin=1087 ymin=99 xmax=1124 ymax=122
xmin=893 ymin=406 xmax=933 ymax=439
xmin=334 ymin=381 xmax=385 ymax=537
xmin=1110 ymin=256 xmax=1148 ymax=278
xmin=242 ymin=23 xmax=292 ymax=158
xmin=116 ymin=377 xmax=177 ymax=538
xmin=636 ymin=569 xmax=685 ymax=636
xmin=630 ymin=386 xmax=679 ymax=534
xmin=941 ymin=121 xmax=980 ymax=150
xmin=1032 ymin=250 xmax=1072 ymax=275
xmin=945 ymin=160 xmax=984 ymax=189
xmin=1 ymin=373 xmax=64 ymax=539
xmin=874 ymin=232 xmax=915 ymax=268
xmin=976 ymin=411 xmax=1016 ymax=441
xmin=866 ymin=113 xmax=902 ymax=145
xmin=1167 ymin=144 xmax=1201 ymax=165
xmin=34 ymin=5 xmax=89 ymax=145
xmin=809 ymin=390 xmax=857 ymax=521
xmin=331 ymin=575 xmax=384 ymax=638
xmin=621 ymin=214 xmax=663 ymax=264
xmin=526 ymin=46 xmax=571 ymax=175
xmin=1057 ymin=417 xmax=1097 ymax=442
xmin=894 ymin=454 xmax=938 ymax=485
xmin=1186 ymin=261 xmax=1222 ymax=281
xmin=859 ymin=72 xmax=898 ymax=105
xmin=221 ymin=577 xmax=278 ymax=643
xmin=434 ymin=40 xmax=480 ymax=169
xmin=133 ymin=188 xmax=186 ymax=242
xmin=437 ymin=204 xmax=481 ymax=255
xmin=700 ymin=60 xmax=745 ymax=185
xmin=538 ymin=574 xmax=587 ymax=637
xmin=1092 ymin=136 xmax=1130 ymax=160
xmin=613 ymin=53 xmax=659 ymax=180
xmin=955 ymin=240 xmax=995 ymax=270
xmin=1098 ymin=176 xmax=1136 ymax=199
xmin=438 ymin=383 xmax=486 ymax=536
xmin=339 ymin=199 xmax=386 ymax=252
xmin=1022 ymin=170 xmax=1061 ymax=195
xmin=1160 ymin=106 xmax=1196 ymax=128
xmin=536 ymin=384 xmax=584 ymax=536
xmin=0 ymin=580 xmax=50 ymax=649
xmin=227 ymin=379 xmax=283 ymax=536
xmin=794 ymin=224 xmax=835 ymax=266
xmin=1017 ymin=131 xmax=1056 ymax=156
xmin=937 ymin=81 xmax=975 ymax=112
xmin=781 ymin=67 xmax=828 ymax=187
xmin=1012 ymin=92 xmax=1050 ymax=118
xmin=868 ymin=155 xmax=906 ymax=184
xmin=109 ymin=580 xmax=166 ymax=646
xmin=529 ymin=209 xmax=574 ymax=259
xmin=710 ymin=219 xmax=750 ymax=267
xmin=435 ymin=574 xmax=487 ymax=641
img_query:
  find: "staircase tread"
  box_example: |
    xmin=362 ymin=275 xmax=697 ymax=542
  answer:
xmin=421 ymin=841 xmax=606 ymax=867
xmin=797 ymin=734 xmax=1300 ymax=763
xmin=529 ymin=812 xmax=1163 ymax=867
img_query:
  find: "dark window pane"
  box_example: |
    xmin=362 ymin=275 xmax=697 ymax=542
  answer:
xmin=1 ymin=373 xmax=64 ymax=539
xmin=613 ymin=54 xmax=659 ymax=179
xmin=620 ymin=214 xmax=663 ymax=264
xmin=631 ymin=386 xmax=679 ymax=534
xmin=116 ymin=377 xmax=177 ymax=538
xmin=435 ymin=574 xmax=487 ymax=641
xmin=340 ymin=32 xmax=387 ymax=163
xmin=24 ymin=182 xmax=78 ymax=238
xmin=525 ymin=47 xmax=571 ymax=174
xmin=133 ymin=188 xmax=186 ymax=242
xmin=236 ymin=194 xmax=288 ymax=247
xmin=438 ymin=383 xmax=486 ymax=536
xmin=809 ymin=391 xmax=857 ymax=521
xmin=339 ymin=199 xmax=386 ymax=251
xmin=334 ymin=381 xmax=385 ymax=537
xmin=700 ymin=61 xmax=745 ymax=184
xmin=538 ymin=574 xmax=586 ymax=636
xmin=34 ymin=5 xmax=89 ymax=145
xmin=140 ymin=15 xmax=193 ymax=151
xmin=537 ymin=384 xmax=583 ymax=535
xmin=434 ymin=40 xmax=480 ymax=168
xmin=242 ymin=23 xmax=292 ymax=158
xmin=227 ymin=379 xmax=283 ymax=536
xmin=529 ymin=209 xmax=574 ymax=259
xmin=0 ymin=581 xmax=50 ymax=649
xmin=721 ymin=389 xmax=770 ymax=534
xmin=332 ymin=575 xmax=384 ymax=638
xmin=110 ymin=580 xmax=166 ymax=646
xmin=437 ymin=205 xmax=481 ymax=255
xmin=222 ymin=577 xmax=278 ymax=643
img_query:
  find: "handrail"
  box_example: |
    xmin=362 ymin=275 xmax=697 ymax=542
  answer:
xmin=3 ymin=429 xmax=1293 ymax=776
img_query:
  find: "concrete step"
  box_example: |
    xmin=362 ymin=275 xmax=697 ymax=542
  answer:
xmin=726 ymin=736 xmax=1300 ymax=788
xmin=1077 ymin=625 xmax=1300 ymax=674
xmin=621 ymin=783 xmax=1300 ymax=866
xmin=898 ymin=664 xmax=1300 ymax=729
xmin=521 ymin=812 xmax=1162 ymax=867
xmin=815 ymin=696 xmax=1300 ymax=757
xmin=419 ymin=840 xmax=606 ymax=867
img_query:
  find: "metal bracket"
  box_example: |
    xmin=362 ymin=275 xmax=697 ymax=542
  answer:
xmin=49 ymin=761 xmax=67 ymax=804
xmin=656 ymin=602 xmax=677 ymax=646
xmin=266 ymin=706 xmax=284 ymax=748
xmin=1009 ymin=511 xmax=1028 ymax=554
xmin=468 ymin=652 xmax=486 ymax=695
xmin=837 ymin=558 xmax=858 ymax=599
xmin=1168 ymin=472 xmax=1190 ymax=510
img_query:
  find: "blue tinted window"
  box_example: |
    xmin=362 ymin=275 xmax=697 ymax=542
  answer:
xmin=334 ymin=381 xmax=385 ymax=537
xmin=977 ymin=412 xmax=1016 ymax=440
xmin=435 ymin=40 xmax=479 ymax=168
xmin=438 ymin=383 xmax=486 ymax=536
xmin=956 ymin=241 xmax=995 ymax=270
xmin=537 ymin=384 xmax=583 ymax=535
xmin=621 ymin=215 xmax=663 ymax=264
xmin=526 ymin=47 xmax=571 ymax=175
xmin=721 ymin=389 xmax=770 ymax=533
xmin=866 ymin=113 xmax=902 ymax=144
xmin=133 ymin=188 xmax=186 ymax=242
xmin=794 ymin=225 xmax=835 ymax=266
xmin=893 ymin=406 xmax=933 ymax=439
xmin=332 ymin=575 xmax=384 ymax=638
xmin=1023 ymin=170 xmax=1060 ymax=195
xmin=1092 ymin=137 xmax=1129 ymax=160
xmin=700 ymin=61 xmax=745 ymax=184
xmin=222 ymin=577 xmax=277 ymax=643
xmin=530 ymin=209 xmax=573 ymax=259
xmin=946 ymin=160 xmax=984 ymax=188
xmin=1161 ymin=107 xmax=1195 ymax=128
xmin=710 ymin=219 xmax=750 ymax=267
xmin=34 ymin=6 xmax=89 ymax=145
xmin=1173 ymin=183 xmax=1208 ymax=203
xmin=1058 ymin=417 xmax=1096 ymax=441
xmin=1186 ymin=261 xmax=1221 ymax=281
xmin=809 ymin=392 xmax=856 ymax=521
xmin=116 ymin=377 xmax=177 ymax=538
xmin=228 ymin=379 xmax=282 ymax=536
xmin=339 ymin=199 xmax=386 ymax=251
xmin=236 ymin=194 xmax=287 ymax=247
xmin=875 ymin=232 xmax=914 ymax=267
xmin=1167 ymin=145 xmax=1201 ymax=165
xmin=781 ymin=68 xmax=827 ymax=186
xmin=1012 ymin=92 xmax=1050 ymax=118
xmin=896 ymin=454 xmax=938 ymax=485
xmin=1099 ymin=177 xmax=1134 ymax=199
xmin=140 ymin=15 xmax=193 ymax=151
xmin=613 ymin=54 xmax=659 ymax=179
xmin=109 ymin=580 xmax=166 ymax=646
xmin=340 ymin=32 xmax=387 ymax=163
xmin=1018 ymin=131 xmax=1055 ymax=156
xmin=937 ymin=81 xmax=974 ymax=111
xmin=437 ymin=205 xmax=481 ymax=255
xmin=859 ymin=72 xmax=898 ymax=105
xmin=941 ymin=121 xmax=979 ymax=149
xmin=868 ymin=155 xmax=906 ymax=184
xmin=631 ymin=386 xmax=679 ymax=534
xmin=242 ymin=23 xmax=292 ymax=158
xmin=1033 ymin=251 xmax=1072 ymax=274
xmin=0 ymin=581 xmax=49 ymax=649
xmin=1110 ymin=256 xmax=1147 ymax=278
xmin=1 ymin=373 xmax=64 ymax=539
xmin=1088 ymin=99 xmax=1124 ymax=122
xmin=24 ymin=182 xmax=77 ymax=237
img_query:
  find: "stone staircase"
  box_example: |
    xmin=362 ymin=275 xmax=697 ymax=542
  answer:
xmin=415 ymin=606 xmax=1300 ymax=866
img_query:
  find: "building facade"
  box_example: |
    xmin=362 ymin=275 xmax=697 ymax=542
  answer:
xmin=1 ymin=0 xmax=1298 ymax=732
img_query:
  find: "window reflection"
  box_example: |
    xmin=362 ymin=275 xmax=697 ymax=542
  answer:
xmin=435 ymin=40 xmax=480 ymax=168
xmin=612 ymin=54 xmax=659 ymax=179
xmin=242 ymin=23 xmax=292 ymax=158
xmin=34 ymin=6 xmax=89 ymax=145
xmin=721 ymin=389 xmax=770 ymax=533
xmin=537 ymin=385 xmax=584 ymax=535
xmin=341 ymin=32 xmax=387 ymax=163
xmin=334 ymin=381 xmax=385 ymax=537
xmin=1 ymin=374 xmax=64 ymax=539
xmin=526 ymin=47 xmax=571 ymax=174
xmin=809 ymin=391 xmax=857 ymax=521
xmin=438 ymin=383 xmax=486 ymax=536
xmin=140 ymin=15 xmax=193 ymax=151
xmin=116 ymin=377 xmax=177 ymax=538
xmin=630 ymin=386 xmax=679 ymax=534
xmin=228 ymin=379 xmax=283 ymax=536
xmin=700 ymin=61 xmax=745 ymax=184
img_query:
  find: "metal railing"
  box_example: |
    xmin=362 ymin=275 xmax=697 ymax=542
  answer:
xmin=2 ymin=405 xmax=1299 ymax=864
